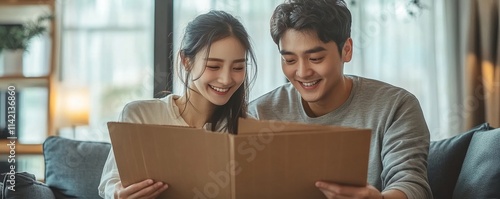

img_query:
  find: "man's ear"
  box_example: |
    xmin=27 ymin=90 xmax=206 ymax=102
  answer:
xmin=342 ymin=38 xmax=353 ymax=62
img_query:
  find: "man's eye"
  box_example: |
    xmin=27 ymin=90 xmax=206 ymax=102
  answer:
xmin=309 ymin=57 xmax=324 ymax=63
xmin=283 ymin=59 xmax=296 ymax=64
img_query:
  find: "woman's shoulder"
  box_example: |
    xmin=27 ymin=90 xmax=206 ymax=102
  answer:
xmin=120 ymin=94 xmax=180 ymax=123
xmin=123 ymin=95 xmax=174 ymax=111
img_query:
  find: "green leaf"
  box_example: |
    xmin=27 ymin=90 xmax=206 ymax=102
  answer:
xmin=0 ymin=15 xmax=52 ymax=50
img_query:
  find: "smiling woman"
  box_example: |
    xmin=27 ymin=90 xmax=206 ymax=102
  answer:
xmin=98 ymin=10 xmax=258 ymax=199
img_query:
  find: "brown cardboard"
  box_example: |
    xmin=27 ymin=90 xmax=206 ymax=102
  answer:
xmin=107 ymin=118 xmax=371 ymax=199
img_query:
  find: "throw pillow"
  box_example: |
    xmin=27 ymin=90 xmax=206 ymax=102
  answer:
xmin=43 ymin=136 xmax=111 ymax=199
xmin=427 ymin=123 xmax=491 ymax=199
xmin=453 ymin=127 xmax=500 ymax=198
xmin=1 ymin=172 xmax=55 ymax=199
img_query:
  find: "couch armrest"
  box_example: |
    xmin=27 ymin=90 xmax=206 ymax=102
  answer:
xmin=427 ymin=123 xmax=491 ymax=198
xmin=453 ymin=128 xmax=500 ymax=198
xmin=43 ymin=136 xmax=111 ymax=199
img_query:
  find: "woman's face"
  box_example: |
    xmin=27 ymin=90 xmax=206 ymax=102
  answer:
xmin=188 ymin=36 xmax=247 ymax=106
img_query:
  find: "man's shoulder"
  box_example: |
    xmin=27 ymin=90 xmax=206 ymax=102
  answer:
xmin=248 ymin=83 xmax=297 ymax=119
xmin=250 ymin=83 xmax=295 ymax=107
xmin=352 ymin=76 xmax=419 ymax=107
xmin=355 ymin=76 xmax=415 ymax=97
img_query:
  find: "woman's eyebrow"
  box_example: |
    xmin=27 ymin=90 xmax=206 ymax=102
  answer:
xmin=205 ymin=58 xmax=246 ymax=63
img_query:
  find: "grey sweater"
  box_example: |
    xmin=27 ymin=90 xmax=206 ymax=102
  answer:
xmin=248 ymin=76 xmax=432 ymax=199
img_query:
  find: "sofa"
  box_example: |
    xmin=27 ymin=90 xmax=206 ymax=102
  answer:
xmin=427 ymin=123 xmax=500 ymax=198
xmin=1 ymin=137 xmax=111 ymax=199
xmin=1 ymin=124 xmax=499 ymax=199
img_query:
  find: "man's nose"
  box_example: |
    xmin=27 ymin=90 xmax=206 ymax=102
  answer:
xmin=296 ymin=60 xmax=313 ymax=78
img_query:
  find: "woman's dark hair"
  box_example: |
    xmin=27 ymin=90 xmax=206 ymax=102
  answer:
xmin=270 ymin=0 xmax=351 ymax=53
xmin=177 ymin=10 xmax=257 ymax=134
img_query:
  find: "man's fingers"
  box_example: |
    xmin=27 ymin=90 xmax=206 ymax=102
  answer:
xmin=318 ymin=187 xmax=337 ymax=199
xmin=316 ymin=181 xmax=377 ymax=199
xmin=316 ymin=181 xmax=341 ymax=192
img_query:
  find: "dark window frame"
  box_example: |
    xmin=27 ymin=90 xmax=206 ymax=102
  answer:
xmin=153 ymin=0 xmax=174 ymax=97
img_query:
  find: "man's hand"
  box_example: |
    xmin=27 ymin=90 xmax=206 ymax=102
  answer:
xmin=315 ymin=181 xmax=383 ymax=199
xmin=114 ymin=179 xmax=169 ymax=199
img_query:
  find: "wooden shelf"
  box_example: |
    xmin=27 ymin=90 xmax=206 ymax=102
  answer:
xmin=0 ymin=0 xmax=57 ymax=147
xmin=0 ymin=0 xmax=54 ymax=5
xmin=0 ymin=76 xmax=49 ymax=89
xmin=0 ymin=139 xmax=43 ymax=154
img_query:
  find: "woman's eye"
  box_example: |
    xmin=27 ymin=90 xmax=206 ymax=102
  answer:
xmin=233 ymin=67 xmax=245 ymax=71
xmin=206 ymin=66 xmax=220 ymax=70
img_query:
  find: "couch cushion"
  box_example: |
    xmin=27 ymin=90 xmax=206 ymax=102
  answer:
xmin=453 ymin=127 xmax=500 ymax=199
xmin=43 ymin=136 xmax=111 ymax=199
xmin=427 ymin=123 xmax=491 ymax=199
xmin=1 ymin=172 xmax=55 ymax=199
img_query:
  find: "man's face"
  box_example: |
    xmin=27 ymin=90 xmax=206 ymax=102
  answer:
xmin=279 ymin=29 xmax=352 ymax=105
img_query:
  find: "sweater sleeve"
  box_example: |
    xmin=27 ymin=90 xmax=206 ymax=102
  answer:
xmin=98 ymin=149 xmax=120 ymax=199
xmin=97 ymin=102 xmax=145 ymax=198
xmin=380 ymin=94 xmax=433 ymax=199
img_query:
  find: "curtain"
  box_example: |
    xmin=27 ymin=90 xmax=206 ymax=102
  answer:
xmin=346 ymin=0 xmax=463 ymax=140
xmin=465 ymin=0 xmax=500 ymax=129
xmin=60 ymin=0 xmax=154 ymax=141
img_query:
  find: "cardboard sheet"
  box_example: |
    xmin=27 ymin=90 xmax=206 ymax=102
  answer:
xmin=108 ymin=118 xmax=371 ymax=199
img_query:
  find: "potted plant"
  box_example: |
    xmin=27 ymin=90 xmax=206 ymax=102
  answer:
xmin=0 ymin=15 xmax=52 ymax=76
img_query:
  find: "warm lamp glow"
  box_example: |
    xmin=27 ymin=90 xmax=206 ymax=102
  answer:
xmin=57 ymin=87 xmax=90 ymax=127
xmin=65 ymin=91 xmax=89 ymax=125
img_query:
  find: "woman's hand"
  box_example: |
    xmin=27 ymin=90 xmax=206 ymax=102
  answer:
xmin=114 ymin=179 xmax=168 ymax=199
xmin=315 ymin=181 xmax=383 ymax=199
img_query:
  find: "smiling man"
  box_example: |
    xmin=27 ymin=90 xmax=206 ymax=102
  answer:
xmin=248 ymin=0 xmax=432 ymax=199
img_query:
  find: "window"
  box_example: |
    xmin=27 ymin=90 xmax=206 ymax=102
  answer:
xmin=60 ymin=0 xmax=154 ymax=141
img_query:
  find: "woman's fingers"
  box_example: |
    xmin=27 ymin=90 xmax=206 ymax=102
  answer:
xmin=115 ymin=179 xmax=168 ymax=199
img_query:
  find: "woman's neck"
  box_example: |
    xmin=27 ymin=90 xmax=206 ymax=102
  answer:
xmin=175 ymin=90 xmax=216 ymax=129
